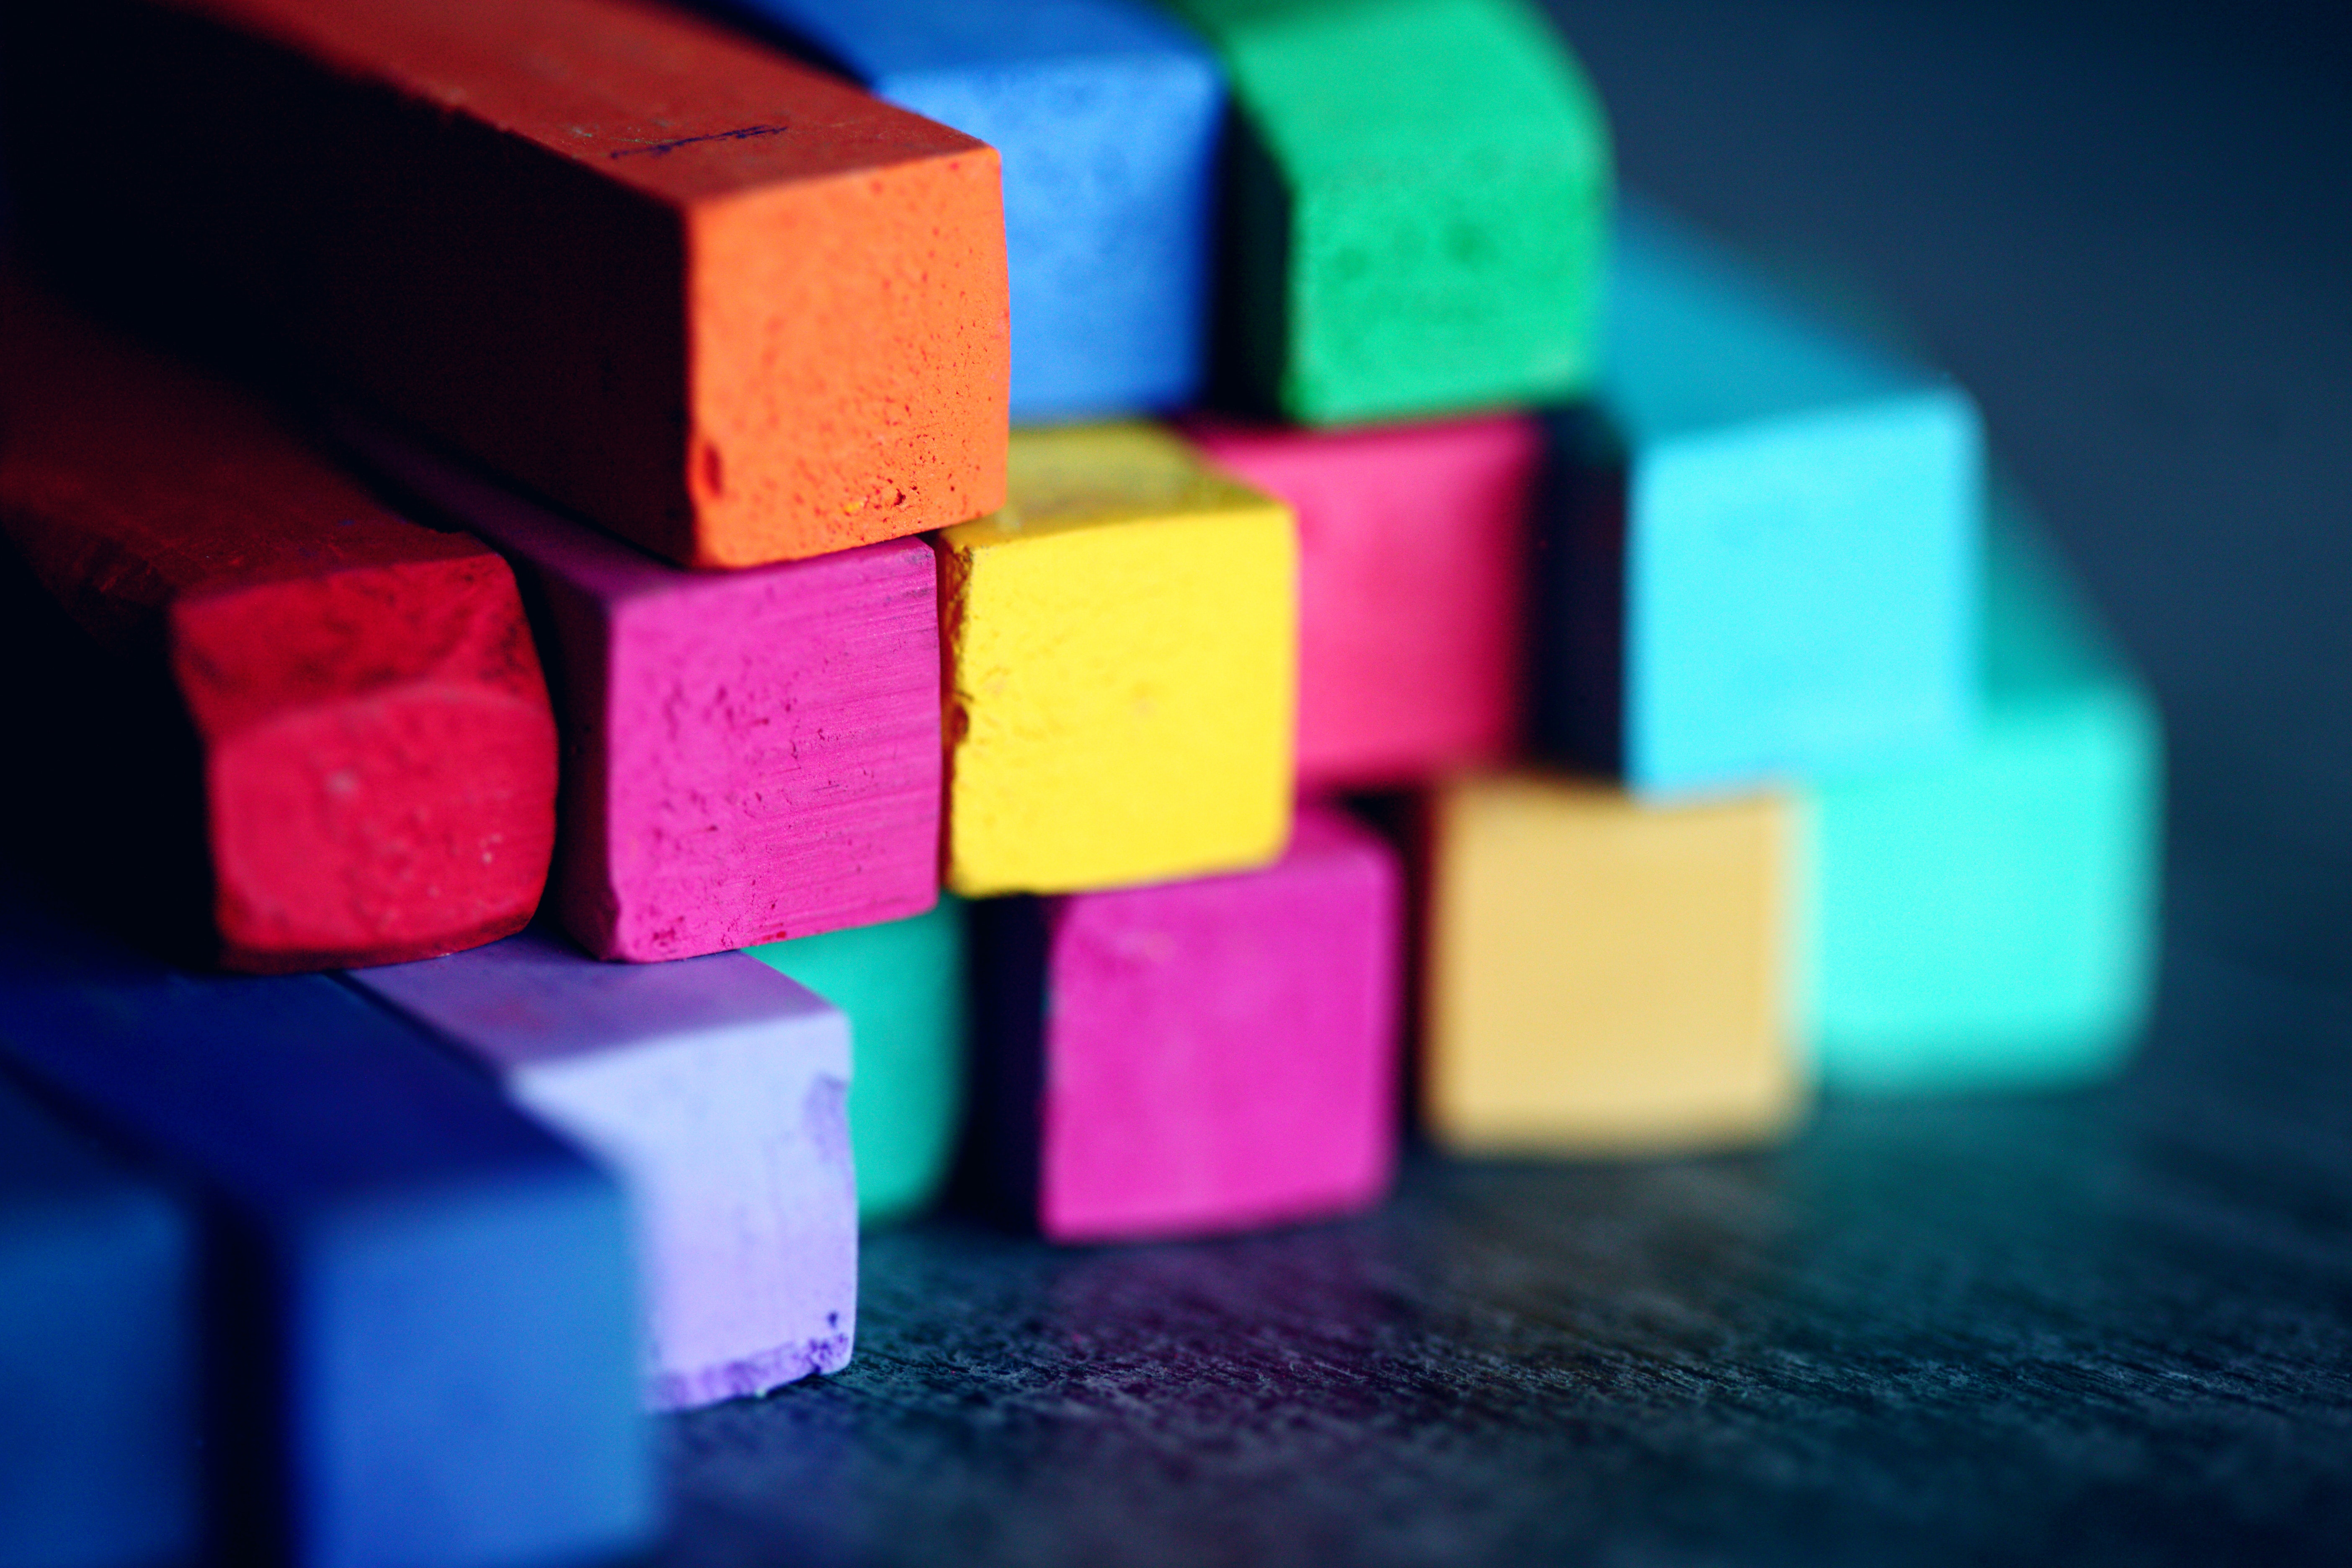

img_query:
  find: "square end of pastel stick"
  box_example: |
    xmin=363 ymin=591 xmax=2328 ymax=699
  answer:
xmin=182 ymin=558 xmax=559 ymax=972
xmin=1422 ymin=775 xmax=1806 ymax=1155
xmin=682 ymin=149 xmax=1010 ymax=567
xmin=940 ymin=428 xmax=1297 ymax=893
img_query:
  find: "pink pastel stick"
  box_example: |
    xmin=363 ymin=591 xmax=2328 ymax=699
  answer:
xmin=978 ymin=805 xmax=1403 ymax=1242
xmin=1188 ymin=413 xmax=1541 ymax=790
xmin=347 ymin=925 xmax=857 ymax=1410
xmin=337 ymin=418 xmax=941 ymax=961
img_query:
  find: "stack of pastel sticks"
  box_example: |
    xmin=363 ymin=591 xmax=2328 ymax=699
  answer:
xmin=0 ymin=0 xmax=2164 ymax=1561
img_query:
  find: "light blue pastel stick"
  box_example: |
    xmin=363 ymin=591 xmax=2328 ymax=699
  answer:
xmin=1807 ymin=494 xmax=2163 ymax=1092
xmin=0 ymin=1073 xmax=197 ymax=1568
xmin=717 ymin=0 xmax=1221 ymax=421
xmin=1535 ymin=201 xmax=1982 ymax=796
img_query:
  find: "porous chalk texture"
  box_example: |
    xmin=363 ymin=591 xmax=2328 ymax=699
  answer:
xmin=336 ymin=419 xmax=941 ymax=965
xmin=935 ymin=423 xmax=1296 ymax=896
xmin=1168 ymin=0 xmax=1611 ymax=425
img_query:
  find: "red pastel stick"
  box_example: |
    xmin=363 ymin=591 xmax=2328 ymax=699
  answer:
xmin=0 ymin=284 xmax=558 ymax=972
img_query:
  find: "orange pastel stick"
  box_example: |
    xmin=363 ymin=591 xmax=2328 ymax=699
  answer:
xmin=0 ymin=0 xmax=1009 ymax=568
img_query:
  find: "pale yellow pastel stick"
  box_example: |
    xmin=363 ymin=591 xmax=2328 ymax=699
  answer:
xmin=936 ymin=424 xmax=1297 ymax=897
xmin=1424 ymin=773 xmax=1808 ymax=1154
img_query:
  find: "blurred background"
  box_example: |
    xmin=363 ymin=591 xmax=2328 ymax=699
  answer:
xmin=661 ymin=3 xmax=2352 ymax=1564
xmin=1551 ymin=0 xmax=2352 ymax=917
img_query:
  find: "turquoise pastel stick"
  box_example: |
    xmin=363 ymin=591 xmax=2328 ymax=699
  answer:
xmin=1809 ymin=495 xmax=2163 ymax=1091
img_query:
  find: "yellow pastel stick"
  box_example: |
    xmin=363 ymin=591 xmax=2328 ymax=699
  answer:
xmin=1423 ymin=773 xmax=1807 ymax=1154
xmin=936 ymin=423 xmax=1297 ymax=896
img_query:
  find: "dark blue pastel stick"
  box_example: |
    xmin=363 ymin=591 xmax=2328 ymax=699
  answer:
xmin=724 ymin=0 xmax=1222 ymax=420
xmin=0 ymin=876 xmax=656 ymax=1568
xmin=0 ymin=1073 xmax=198 ymax=1568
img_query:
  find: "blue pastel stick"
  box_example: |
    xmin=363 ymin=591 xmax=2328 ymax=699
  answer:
xmin=347 ymin=925 xmax=859 ymax=1411
xmin=1534 ymin=201 xmax=1982 ymax=796
xmin=0 ymin=875 xmax=655 ymax=1568
xmin=720 ymin=0 xmax=1222 ymax=420
xmin=0 ymin=1074 xmax=198 ymax=1568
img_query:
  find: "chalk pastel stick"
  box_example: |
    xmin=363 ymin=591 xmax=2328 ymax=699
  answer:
xmin=1186 ymin=413 xmax=1541 ymax=789
xmin=969 ymin=805 xmax=1400 ymax=1242
xmin=750 ymin=897 xmax=966 ymax=1226
xmin=0 ymin=0 xmax=1007 ymax=569
xmin=1809 ymin=493 xmax=2162 ymax=1091
xmin=336 ymin=416 xmax=941 ymax=963
xmin=0 ymin=1075 xmax=198 ymax=1568
xmin=347 ymin=925 xmax=856 ymax=1409
xmin=1534 ymin=203 xmax=1981 ymax=796
xmin=0 ymin=873 xmax=653 ymax=1568
xmin=0 ymin=281 xmax=556 ymax=974
xmin=1164 ymin=0 xmax=1610 ymax=426
xmin=722 ymin=0 xmax=1220 ymax=420
xmin=936 ymin=424 xmax=1296 ymax=896
xmin=1422 ymin=775 xmax=1805 ymax=1154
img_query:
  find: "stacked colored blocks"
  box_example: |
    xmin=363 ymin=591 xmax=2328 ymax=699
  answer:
xmin=969 ymin=805 xmax=1402 ymax=1241
xmin=1168 ymin=0 xmax=1612 ymax=423
xmin=727 ymin=0 xmax=1222 ymax=420
xmin=0 ymin=0 xmax=2178 ymax=1554
xmin=1534 ymin=204 xmax=1981 ymax=796
xmin=937 ymin=423 xmax=1297 ymax=896
xmin=0 ymin=0 xmax=1010 ymax=567
xmin=349 ymin=926 xmax=858 ymax=1408
xmin=0 ymin=282 xmax=559 ymax=972
xmin=0 ymin=874 xmax=654 ymax=1568
xmin=0 ymin=1076 xmax=197 ymax=1568
xmin=1808 ymin=498 xmax=2163 ymax=1091
xmin=337 ymin=419 xmax=941 ymax=962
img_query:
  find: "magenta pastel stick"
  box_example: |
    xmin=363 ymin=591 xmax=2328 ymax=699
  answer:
xmin=346 ymin=925 xmax=856 ymax=1410
xmin=970 ymin=805 xmax=1403 ymax=1243
xmin=1186 ymin=413 xmax=1541 ymax=791
xmin=335 ymin=416 xmax=941 ymax=962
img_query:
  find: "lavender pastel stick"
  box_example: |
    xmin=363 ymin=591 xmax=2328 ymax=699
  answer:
xmin=347 ymin=926 xmax=856 ymax=1409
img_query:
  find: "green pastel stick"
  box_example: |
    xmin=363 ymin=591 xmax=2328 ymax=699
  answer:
xmin=1167 ymin=0 xmax=1610 ymax=425
xmin=750 ymin=898 xmax=967 ymax=1225
xmin=1809 ymin=494 xmax=2163 ymax=1092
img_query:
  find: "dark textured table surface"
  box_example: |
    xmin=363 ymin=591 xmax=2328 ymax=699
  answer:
xmin=674 ymin=1 xmax=2352 ymax=1560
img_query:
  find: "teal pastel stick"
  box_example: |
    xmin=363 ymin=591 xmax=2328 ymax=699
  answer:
xmin=1534 ymin=201 xmax=1981 ymax=796
xmin=749 ymin=898 xmax=966 ymax=1225
xmin=1808 ymin=495 xmax=2164 ymax=1091
xmin=0 ymin=1075 xmax=197 ymax=1568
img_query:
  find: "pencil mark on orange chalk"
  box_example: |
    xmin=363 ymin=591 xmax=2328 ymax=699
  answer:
xmin=610 ymin=124 xmax=790 ymax=158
